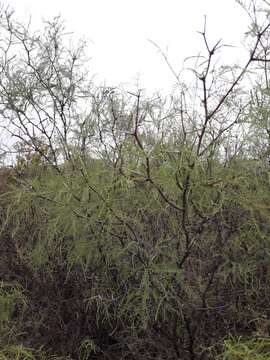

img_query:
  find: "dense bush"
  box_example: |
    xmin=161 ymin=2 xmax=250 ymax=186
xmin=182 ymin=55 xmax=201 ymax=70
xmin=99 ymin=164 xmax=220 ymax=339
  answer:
xmin=0 ymin=148 xmax=270 ymax=359
xmin=1 ymin=1 xmax=270 ymax=359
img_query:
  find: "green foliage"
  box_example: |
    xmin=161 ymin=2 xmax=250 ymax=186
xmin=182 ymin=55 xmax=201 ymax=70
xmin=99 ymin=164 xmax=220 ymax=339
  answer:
xmin=2 ymin=146 xmax=270 ymax=359
xmin=0 ymin=281 xmax=27 ymax=328
xmin=1 ymin=2 xmax=270 ymax=359
xmin=0 ymin=345 xmax=36 ymax=360
xmin=0 ymin=345 xmax=72 ymax=360
xmin=79 ymin=338 xmax=97 ymax=360
xmin=220 ymin=337 xmax=270 ymax=360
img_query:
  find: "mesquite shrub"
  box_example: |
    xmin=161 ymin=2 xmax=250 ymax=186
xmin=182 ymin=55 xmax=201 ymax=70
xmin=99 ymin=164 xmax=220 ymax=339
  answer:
xmin=1 ymin=1 xmax=270 ymax=359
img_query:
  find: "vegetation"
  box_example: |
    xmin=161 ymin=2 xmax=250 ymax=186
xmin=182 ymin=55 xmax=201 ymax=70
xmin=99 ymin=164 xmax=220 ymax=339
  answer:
xmin=1 ymin=0 xmax=270 ymax=359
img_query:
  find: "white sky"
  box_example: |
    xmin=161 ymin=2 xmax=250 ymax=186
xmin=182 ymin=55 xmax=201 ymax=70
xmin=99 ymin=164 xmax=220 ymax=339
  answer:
xmin=5 ymin=0 xmax=250 ymax=94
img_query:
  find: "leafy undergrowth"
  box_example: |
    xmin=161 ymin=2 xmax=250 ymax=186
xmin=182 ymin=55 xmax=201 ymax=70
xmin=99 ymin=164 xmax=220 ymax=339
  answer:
xmin=0 ymin=151 xmax=270 ymax=360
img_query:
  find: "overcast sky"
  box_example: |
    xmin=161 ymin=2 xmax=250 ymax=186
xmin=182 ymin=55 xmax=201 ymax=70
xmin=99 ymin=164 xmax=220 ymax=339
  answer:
xmin=6 ymin=0 xmax=250 ymax=93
